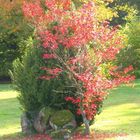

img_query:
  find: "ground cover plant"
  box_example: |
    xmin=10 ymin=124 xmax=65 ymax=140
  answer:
xmin=0 ymin=80 xmax=140 ymax=139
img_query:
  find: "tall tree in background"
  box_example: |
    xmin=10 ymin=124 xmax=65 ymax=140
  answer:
xmin=108 ymin=0 xmax=138 ymax=26
xmin=0 ymin=0 xmax=33 ymax=80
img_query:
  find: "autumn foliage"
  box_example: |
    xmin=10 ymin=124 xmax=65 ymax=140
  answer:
xmin=23 ymin=0 xmax=135 ymax=134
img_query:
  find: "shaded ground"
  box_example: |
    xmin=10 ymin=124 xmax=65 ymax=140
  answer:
xmin=0 ymin=76 xmax=11 ymax=84
xmin=0 ymin=80 xmax=140 ymax=139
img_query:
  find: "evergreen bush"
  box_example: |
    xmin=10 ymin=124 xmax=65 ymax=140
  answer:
xmin=10 ymin=46 xmax=47 ymax=113
xmin=10 ymin=45 xmax=83 ymax=125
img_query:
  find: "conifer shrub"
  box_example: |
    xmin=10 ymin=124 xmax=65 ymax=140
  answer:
xmin=10 ymin=45 xmax=83 ymax=125
xmin=10 ymin=46 xmax=48 ymax=113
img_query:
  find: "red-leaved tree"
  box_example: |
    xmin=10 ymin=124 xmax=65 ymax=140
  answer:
xmin=23 ymin=0 xmax=135 ymax=135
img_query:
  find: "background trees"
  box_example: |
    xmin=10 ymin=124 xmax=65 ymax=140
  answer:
xmin=116 ymin=0 xmax=140 ymax=14
xmin=0 ymin=0 xmax=139 ymax=81
xmin=108 ymin=0 xmax=138 ymax=26
xmin=117 ymin=20 xmax=140 ymax=78
xmin=0 ymin=0 xmax=33 ymax=80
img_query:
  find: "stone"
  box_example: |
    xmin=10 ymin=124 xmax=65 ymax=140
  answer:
xmin=33 ymin=111 xmax=46 ymax=133
xmin=49 ymin=120 xmax=58 ymax=130
xmin=50 ymin=110 xmax=76 ymax=129
xmin=33 ymin=107 xmax=55 ymax=133
xmin=21 ymin=113 xmax=32 ymax=135
xmin=63 ymin=119 xmax=77 ymax=129
xmin=40 ymin=107 xmax=55 ymax=123
xmin=50 ymin=129 xmax=71 ymax=140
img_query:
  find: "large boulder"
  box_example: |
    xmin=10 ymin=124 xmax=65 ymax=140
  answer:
xmin=50 ymin=110 xmax=77 ymax=130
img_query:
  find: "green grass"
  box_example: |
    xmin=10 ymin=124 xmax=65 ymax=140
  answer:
xmin=93 ymin=80 xmax=140 ymax=139
xmin=0 ymin=81 xmax=140 ymax=139
xmin=0 ymin=84 xmax=21 ymax=137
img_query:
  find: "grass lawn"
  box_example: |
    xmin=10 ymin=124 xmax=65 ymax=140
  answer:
xmin=0 ymin=84 xmax=21 ymax=138
xmin=93 ymin=80 xmax=140 ymax=139
xmin=0 ymin=80 xmax=140 ymax=139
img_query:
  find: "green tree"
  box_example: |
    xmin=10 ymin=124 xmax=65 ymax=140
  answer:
xmin=0 ymin=0 xmax=34 ymax=80
xmin=108 ymin=0 xmax=138 ymax=26
xmin=117 ymin=19 xmax=140 ymax=78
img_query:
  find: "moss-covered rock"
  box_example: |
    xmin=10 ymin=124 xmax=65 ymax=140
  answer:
xmin=33 ymin=108 xmax=76 ymax=134
xmin=40 ymin=107 xmax=55 ymax=123
xmin=50 ymin=110 xmax=74 ymax=128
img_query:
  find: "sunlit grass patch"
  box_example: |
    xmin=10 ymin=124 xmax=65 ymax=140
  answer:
xmin=0 ymin=84 xmax=21 ymax=137
xmin=93 ymin=80 xmax=140 ymax=139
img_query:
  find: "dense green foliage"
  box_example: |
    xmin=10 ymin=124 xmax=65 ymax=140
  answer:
xmin=109 ymin=0 xmax=138 ymax=26
xmin=0 ymin=31 xmax=33 ymax=80
xmin=117 ymin=19 xmax=140 ymax=78
xmin=117 ymin=0 xmax=140 ymax=14
xmin=10 ymin=46 xmax=52 ymax=112
xmin=10 ymin=45 xmax=83 ymax=124
xmin=0 ymin=0 xmax=33 ymax=80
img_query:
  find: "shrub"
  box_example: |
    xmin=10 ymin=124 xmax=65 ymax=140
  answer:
xmin=117 ymin=19 xmax=140 ymax=78
xmin=0 ymin=32 xmax=20 ymax=79
xmin=10 ymin=45 xmax=84 ymax=125
xmin=10 ymin=46 xmax=66 ymax=112
xmin=23 ymin=0 xmax=135 ymax=135
xmin=10 ymin=46 xmax=46 ymax=113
